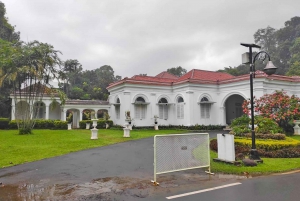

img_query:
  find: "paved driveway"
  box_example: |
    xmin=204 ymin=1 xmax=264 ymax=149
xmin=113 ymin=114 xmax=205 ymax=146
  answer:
xmin=0 ymin=130 xmax=234 ymax=201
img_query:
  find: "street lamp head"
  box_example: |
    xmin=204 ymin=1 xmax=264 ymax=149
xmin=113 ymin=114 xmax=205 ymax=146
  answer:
xmin=263 ymin=61 xmax=277 ymax=75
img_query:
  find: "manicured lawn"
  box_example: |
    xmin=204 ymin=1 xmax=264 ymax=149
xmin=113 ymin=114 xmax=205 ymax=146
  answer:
xmin=0 ymin=129 xmax=185 ymax=168
xmin=210 ymin=135 xmax=300 ymax=174
xmin=1 ymin=129 xmax=300 ymax=175
xmin=210 ymin=151 xmax=300 ymax=174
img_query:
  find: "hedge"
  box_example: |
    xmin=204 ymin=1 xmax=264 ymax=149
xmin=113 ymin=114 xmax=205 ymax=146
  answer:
xmin=111 ymin=124 xmax=225 ymax=130
xmin=79 ymin=120 xmax=114 ymax=129
xmin=8 ymin=120 xmax=68 ymax=130
xmin=234 ymin=137 xmax=300 ymax=151
xmin=0 ymin=118 xmax=9 ymax=129
xmin=210 ymin=137 xmax=300 ymax=158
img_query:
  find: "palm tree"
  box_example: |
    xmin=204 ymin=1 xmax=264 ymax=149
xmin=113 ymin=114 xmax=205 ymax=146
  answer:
xmin=0 ymin=39 xmax=65 ymax=134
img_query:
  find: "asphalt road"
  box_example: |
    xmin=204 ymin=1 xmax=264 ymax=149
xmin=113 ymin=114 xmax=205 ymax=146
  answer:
xmin=2 ymin=130 xmax=298 ymax=201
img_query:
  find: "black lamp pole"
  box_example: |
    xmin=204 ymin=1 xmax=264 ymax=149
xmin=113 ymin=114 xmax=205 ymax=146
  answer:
xmin=240 ymin=43 xmax=277 ymax=162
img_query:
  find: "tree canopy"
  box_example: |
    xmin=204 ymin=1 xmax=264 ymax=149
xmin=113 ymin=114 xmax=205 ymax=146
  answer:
xmin=219 ymin=16 xmax=300 ymax=77
xmin=167 ymin=66 xmax=187 ymax=77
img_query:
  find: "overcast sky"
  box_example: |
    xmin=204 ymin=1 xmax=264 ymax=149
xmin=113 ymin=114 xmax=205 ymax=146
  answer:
xmin=2 ymin=0 xmax=300 ymax=77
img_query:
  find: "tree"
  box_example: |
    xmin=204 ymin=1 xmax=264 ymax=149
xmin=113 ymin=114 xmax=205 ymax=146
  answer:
xmin=63 ymin=59 xmax=82 ymax=92
xmin=217 ymin=66 xmax=240 ymax=76
xmin=242 ymin=90 xmax=300 ymax=133
xmin=0 ymin=1 xmax=20 ymax=117
xmin=0 ymin=1 xmax=20 ymax=42
xmin=254 ymin=26 xmax=277 ymax=54
xmin=0 ymin=39 xmax=64 ymax=134
xmin=95 ymin=65 xmax=120 ymax=95
xmin=167 ymin=66 xmax=187 ymax=77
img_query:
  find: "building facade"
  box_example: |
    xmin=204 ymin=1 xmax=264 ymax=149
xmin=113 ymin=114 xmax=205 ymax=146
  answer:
xmin=107 ymin=69 xmax=300 ymax=127
xmin=10 ymin=69 xmax=300 ymax=127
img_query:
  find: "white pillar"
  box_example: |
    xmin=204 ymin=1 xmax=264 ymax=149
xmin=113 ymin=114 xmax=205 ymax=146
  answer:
xmin=61 ymin=109 xmax=66 ymax=121
xmin=94 ymin=109 xmax=98 ymax=118
xmin=79 ymin=109 xmax=83 ymax=121
xmin=45 ymin=105 xmax=49 ymax=120
xmin=11 ymin=105 xmax=16 ymax=120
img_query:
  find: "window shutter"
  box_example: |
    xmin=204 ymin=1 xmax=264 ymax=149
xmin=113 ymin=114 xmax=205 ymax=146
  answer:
xmin=180 ymin=104 xmax=184 ymax=119
xmin=141 ymin=105 xmax=146 ymax=119
xmin=201 ymin=105 xmax=205 ymax=118
xmin=201 ymin=104 xmax=211 ymax=119
xmin=205 ymin=104 xmax=210 ymax=118
xmin=177 ymin=104 xmax=180 ymax=118
xmin=135 ymin=105 xmax=140 ymax=119
xmin=164 ymin=105 xmax=168 ymax=119
xmin=159 ymin=105 xmax=163 ymax=119
xmin=116 ymin=106 xmax=120 ymax=119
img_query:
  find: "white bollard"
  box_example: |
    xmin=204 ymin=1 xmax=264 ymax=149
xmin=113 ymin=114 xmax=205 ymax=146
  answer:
xmin=91 ymin=128 xmax=98 ymax=139
xmin=123 ymin=127 xmax=130 ymax=137
xmin=217 ymin=134 xmax=235 ymax=162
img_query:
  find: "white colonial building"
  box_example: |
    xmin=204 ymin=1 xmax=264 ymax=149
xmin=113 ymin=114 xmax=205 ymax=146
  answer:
xmin=10 ymin=69 xmax=300 ymax=128
xmin=107 ymin=69 xmax=300 ymax=127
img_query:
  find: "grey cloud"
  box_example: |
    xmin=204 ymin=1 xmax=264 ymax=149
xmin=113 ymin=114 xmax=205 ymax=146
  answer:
xmin=3 ymin=0 xmax=300 ymax=77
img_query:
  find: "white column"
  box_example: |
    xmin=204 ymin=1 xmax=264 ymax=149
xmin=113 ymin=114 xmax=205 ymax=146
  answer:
xmin=11 ymin=105 xmax=15 ymax=120
xmin=79 ymin=109 xmax=83 ymax=121
xmin=45 ymin=105 xmax=49 ymax=120
xmin=61 ymin=109 xmax=66 ymax=121
xmin=94 ymin=109 xmax=98 ymax=119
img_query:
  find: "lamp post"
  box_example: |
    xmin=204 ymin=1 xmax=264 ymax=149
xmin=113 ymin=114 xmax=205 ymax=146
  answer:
xmin=240 ymin=43 xmax=277 ymax=162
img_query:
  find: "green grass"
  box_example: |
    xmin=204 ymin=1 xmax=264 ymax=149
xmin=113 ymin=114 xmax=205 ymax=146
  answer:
xmin=210 ymin=151 xmax=300 ymax=175
xmin=0 ymin=129 xmax=185 ymax=168
xmin=1 ymin=129 xmax=300 ymax=175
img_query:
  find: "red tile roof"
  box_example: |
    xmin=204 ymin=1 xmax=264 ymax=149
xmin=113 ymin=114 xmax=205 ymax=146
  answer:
xmin=155 ymin=71 xmax=179 ymax=79
xmin=107 ymin=69 xmax=300 ymax=89
xmin=178 ymin=69 xmax=235 ymax=82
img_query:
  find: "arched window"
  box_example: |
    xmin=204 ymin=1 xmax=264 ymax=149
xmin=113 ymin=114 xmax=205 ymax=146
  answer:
xmin=135 ymin=97 xmax=146 ymax=119
xmin=115 ymin=98 xmax=120 ymax=119
xmin=158 ymin=98 xmax=168 ymax=120
xmin=177 ymin=96 xmax=184 ymax=119
xmin=200 ymin=96 xmax=211 ymax=119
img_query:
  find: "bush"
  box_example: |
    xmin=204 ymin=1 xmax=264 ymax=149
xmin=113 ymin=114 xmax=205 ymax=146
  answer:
xmin=79 ymin=120 xmax=92 ymax=129
xmin=79 ymin=120 xmax=114 ymax=129
xmin=210 ymin=137 xmax=300 ymax=158
xmin=254 ymin=116 xmax=283 ymax=134
xmin=234 ymin=137 xmax=300 ymax=151
xmin=34 ymin=120 xmax=55 ymax=129
xmin=8 ymin=120 xmax=18 ymax=129
xmin=53 ymin=120 xmax=68 ymax=130
xmin=234 ymin=133 xmax=286 ymax=140
xmin=258 ymin=147 xmax=300 ymax=158
xmin=231 ymin=115 xmax=251 ymax=135
xmin=0 ymin=118 xmax=9 ymax=129
xmin=231 ymin=115 xmax=283 ymax=135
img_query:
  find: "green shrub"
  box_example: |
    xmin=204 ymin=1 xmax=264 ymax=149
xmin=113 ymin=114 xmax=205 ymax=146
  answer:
xmin=34 ymin=119 xmax=55 ymax=129
xmin=231 ymin=115 xmax=283 ymax=135
xmin=235 ymin=137 xmax=300 ymax=151
xmin=255 ymin=116 xmax=283 ymax=134
xmin=230 ymin=115 xmax=251 ymax=135
xmin=79 ymin=120 xmax=114 ymax=129
xmin=19 ymin=128 xmax=32 ymax=135
xmin=8 ymin=120 xmax=18 ymax=129
xmin=53 ymin=120 xmax=68 ymax=130
xmin=79 ymin=120 xmax=92 ymax=129
xmin=0 ymin=118 xmax=9 ymax=129
xmin=235 ymin=133 xmax=286 ymax=140
xmin=258 ymin=147 xmax=300 ymax=158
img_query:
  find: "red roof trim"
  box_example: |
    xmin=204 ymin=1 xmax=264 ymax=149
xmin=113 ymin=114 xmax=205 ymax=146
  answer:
xmin=107 ymin=70 xmax=300 ymax=90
